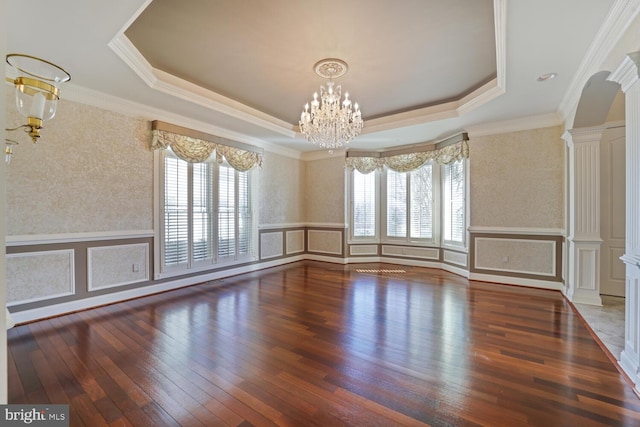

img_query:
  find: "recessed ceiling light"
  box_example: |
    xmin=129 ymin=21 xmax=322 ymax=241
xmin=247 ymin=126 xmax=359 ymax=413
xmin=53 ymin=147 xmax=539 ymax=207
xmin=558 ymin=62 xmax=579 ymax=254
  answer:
xmin=537 ymin=73 xmax=557 ymax=82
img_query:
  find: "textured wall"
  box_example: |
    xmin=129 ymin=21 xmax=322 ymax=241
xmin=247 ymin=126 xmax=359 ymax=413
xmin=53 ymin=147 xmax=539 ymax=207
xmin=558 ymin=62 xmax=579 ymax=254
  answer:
xmin=88 ymin=243 xmax=149 ymax=290
xmin=470 ymin=126 xmax=565 ymax=228
xmin=304 ymin=156 xmax=345 ymax=224
xmin=6 ymin=250 xmax=75 ymax=304
xmin=258 ymin=151 xmax=304 ymax=225
xmin=6 ymin=95 xmax=153 ymax=235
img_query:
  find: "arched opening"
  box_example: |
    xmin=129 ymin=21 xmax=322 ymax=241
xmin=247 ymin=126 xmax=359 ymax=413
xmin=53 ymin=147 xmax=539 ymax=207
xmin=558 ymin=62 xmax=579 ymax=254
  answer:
xmin=570 ymin=70 xmax=625 ymax=359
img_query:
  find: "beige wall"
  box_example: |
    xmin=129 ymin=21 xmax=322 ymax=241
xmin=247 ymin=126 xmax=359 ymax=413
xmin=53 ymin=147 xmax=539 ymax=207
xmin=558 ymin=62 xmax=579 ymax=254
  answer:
xmin=6 ymin=96 xmax=153 ymax=235
xmin=258 ymin=151 xmax=305 ymax=225
xmin=470 ymin=126 xmax=565 ymax=229
xmin=304 ymin=156 xmax=345 ymax=224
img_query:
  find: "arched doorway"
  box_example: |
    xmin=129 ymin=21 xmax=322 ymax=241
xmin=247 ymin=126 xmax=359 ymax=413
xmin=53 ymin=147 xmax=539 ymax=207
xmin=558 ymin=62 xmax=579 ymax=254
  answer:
xmin=566 ymin=70 xmax=625 ymax=358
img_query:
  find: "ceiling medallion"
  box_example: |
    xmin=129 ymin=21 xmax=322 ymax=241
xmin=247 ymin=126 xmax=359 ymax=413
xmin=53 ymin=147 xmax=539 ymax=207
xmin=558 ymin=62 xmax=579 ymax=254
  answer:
xmin=299 ymin=58 xmax=363 ymax=150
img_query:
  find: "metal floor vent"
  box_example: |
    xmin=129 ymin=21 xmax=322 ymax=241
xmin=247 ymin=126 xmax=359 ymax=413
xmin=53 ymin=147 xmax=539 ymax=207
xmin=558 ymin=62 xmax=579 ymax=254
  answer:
xmin=355 ymin=269 xmax=406 ymax=274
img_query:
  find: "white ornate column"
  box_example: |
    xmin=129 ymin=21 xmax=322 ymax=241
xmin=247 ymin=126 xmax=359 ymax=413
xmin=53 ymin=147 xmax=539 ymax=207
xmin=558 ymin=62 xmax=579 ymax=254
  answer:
xmin=563 ymin=126 xmax=604 ymax=306
xmin=608 ymin=51 xmax=640 ymax=390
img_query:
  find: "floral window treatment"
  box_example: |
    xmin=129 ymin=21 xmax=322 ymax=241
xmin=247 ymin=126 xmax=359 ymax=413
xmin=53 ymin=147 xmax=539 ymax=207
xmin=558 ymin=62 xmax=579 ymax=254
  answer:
xmin=151 ymin=122 xmax=263 ymax=172
xmin=345 ymin=138 xmax=469 ymax=174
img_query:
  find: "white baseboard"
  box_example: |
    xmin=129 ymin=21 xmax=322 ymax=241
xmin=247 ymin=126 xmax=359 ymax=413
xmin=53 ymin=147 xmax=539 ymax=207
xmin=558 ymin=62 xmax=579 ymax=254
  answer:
xmin=468 ymin=272 xmax=563 ymax=291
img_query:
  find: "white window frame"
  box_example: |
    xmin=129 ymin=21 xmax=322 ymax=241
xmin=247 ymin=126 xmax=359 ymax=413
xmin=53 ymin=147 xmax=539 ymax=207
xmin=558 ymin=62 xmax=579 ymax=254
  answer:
xmin=154 ymin=149 xmax=258 ymax=279
xmin=346 ymin=159 xmax=470 ymax=252
xmin=381 ymin=162 xmax=439 ymax=246
xmin=347 ymin=168 xmax=380 ymax=243
xmin=441 ymin=158 xmax=468 ymax=249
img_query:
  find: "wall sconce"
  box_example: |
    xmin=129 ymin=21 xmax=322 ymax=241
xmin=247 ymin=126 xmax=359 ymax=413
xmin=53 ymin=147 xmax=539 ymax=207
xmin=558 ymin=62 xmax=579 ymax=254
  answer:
xmin=5 ymin=53 xmax=71 ymax=164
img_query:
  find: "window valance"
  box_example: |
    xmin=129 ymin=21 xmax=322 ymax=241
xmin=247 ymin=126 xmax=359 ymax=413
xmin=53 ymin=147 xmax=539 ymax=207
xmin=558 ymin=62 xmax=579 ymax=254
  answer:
xmin=345 ymin=133 xmax=469 ymax=174
xmin=151 ymin=121 xmax=264 ymax=171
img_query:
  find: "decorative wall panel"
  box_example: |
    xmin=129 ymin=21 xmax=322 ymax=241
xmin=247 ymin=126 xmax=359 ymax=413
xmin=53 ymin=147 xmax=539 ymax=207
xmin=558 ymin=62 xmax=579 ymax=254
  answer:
xmin=350 ymin=245 xmax=378 ymax=256
xmin=261 ymin=232 xmax=284 ymax=259
xmin=381 ymin=245 xmax=439 ymax=260
xmin=286 ymin=230 xmax=305 ymax=255
xmin=308 ymin=230 xmax=343 ymax=255
xmin=444 ymin=250 xmax=467 ymax=267
xmin=6 ymin=250 xmax=75 ymax=305
xmin=88 ymin=243 xmax=149 ymax=291
xmin=474 ymin=237 xmax=556 ymax=277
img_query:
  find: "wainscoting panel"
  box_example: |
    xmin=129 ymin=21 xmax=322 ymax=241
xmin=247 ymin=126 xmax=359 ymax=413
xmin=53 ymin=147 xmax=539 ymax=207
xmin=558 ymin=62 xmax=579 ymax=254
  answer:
xmin=444 ymin=250 xmax=467 ymax=267
xmin=260 ymin=231 xmax=284 ymax=260
xmin=472 ymin=234 xmax=562 ymax=281
xmin=88 ymin=243 xmax=150 ymax=291
xmin=286 ymin=230 xmax=305 ymax=255
xmin=381 ymin=245 xmax=439 ymax=260
xmin=6 ymin=250 xmax=75 ymax=305
xmin=308 ymin=230 xmax=343 ymax=255
xmin=350 ymin=245 xmax=379 ymax=256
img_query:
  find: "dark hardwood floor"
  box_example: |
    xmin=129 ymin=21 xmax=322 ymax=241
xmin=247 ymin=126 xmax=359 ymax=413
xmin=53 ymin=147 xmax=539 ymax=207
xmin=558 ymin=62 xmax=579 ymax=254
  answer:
xmin=8 ymin=261 xmax=640 ymax=426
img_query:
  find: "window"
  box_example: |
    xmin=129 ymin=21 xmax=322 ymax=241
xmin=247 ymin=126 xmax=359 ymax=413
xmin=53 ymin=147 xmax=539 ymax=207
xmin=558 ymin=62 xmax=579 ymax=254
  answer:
xmin=159 ymin=150 xmax=255 ymax=276
xmin=347 ymin=157 xmax=467 ymax=249
xmin=386 ymin=169 xmax=407 ymax=237
xmin=383 ymin=163 xmax=434 ymax=242
xmin=443 ymin=159 xmax=466 ymax=245
xmin=351 ymin=170 xmax=377 ymax=239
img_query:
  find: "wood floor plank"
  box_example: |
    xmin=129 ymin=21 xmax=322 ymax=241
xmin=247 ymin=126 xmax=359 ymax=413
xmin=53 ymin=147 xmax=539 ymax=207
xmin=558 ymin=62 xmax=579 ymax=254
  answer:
xmin=8 ymin=261 xmax=640 ymax=426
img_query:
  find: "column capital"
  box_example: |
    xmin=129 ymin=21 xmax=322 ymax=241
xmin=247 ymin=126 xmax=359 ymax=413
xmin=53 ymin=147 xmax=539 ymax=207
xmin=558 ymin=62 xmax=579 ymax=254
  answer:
xmin=608 ymin=51 xmax=640 ymax=92
xmin=563 ymin=125 xmax=607 ymax=147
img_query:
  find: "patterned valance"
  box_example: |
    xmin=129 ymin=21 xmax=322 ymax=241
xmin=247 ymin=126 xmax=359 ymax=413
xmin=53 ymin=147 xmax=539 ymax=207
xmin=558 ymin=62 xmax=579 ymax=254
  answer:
xmin=151 ymin=121 xmax=263 ymax=171
xmin=345 ymin=134 xmax=469 ymax=174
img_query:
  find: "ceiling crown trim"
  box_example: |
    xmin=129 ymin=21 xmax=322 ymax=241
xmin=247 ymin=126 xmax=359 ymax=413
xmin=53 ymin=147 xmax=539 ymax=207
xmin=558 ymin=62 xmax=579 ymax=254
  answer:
xmin=108 ymin=0 xmax=506 ymax=142
xmin=108 ymin=34 xmax=297 ymax=138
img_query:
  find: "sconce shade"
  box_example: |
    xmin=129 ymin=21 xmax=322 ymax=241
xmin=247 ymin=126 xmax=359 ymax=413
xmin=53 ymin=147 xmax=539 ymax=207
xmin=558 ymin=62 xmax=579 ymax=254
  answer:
xmin=6 ymin=54 xmax=71 ymax=84
xmin=14 ymin=77 xmax=59 ymax=121
xmin=5 ymin=54 xmax=71 ymax=149
xmin=6 ymin=54 xmax=71 ymax=122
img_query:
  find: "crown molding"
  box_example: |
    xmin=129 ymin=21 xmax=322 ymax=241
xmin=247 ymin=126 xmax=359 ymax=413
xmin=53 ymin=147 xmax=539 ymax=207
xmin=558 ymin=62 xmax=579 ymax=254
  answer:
xmin=559 ymin=0 xmax=640 ymax=126
xmin=108 ymin=0 xmax=506 ymax=142
xmin=361 ymin=1 xmax=506 ymax=134
xmin=108 ymin=33 xmax=296 ymax=138
xmin=608 ymin=51 xmax=640 ymax=92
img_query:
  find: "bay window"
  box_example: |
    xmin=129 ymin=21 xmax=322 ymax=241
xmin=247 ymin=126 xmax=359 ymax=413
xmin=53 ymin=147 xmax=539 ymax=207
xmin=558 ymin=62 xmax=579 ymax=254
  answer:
xmin=346 ymin=136 xmax=468 ymax=250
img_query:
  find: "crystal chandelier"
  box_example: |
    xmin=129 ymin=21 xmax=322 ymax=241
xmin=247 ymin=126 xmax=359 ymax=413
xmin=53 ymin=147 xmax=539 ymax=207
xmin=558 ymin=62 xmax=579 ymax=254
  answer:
xmin=299 ymin=59 xmax=363 ymax=150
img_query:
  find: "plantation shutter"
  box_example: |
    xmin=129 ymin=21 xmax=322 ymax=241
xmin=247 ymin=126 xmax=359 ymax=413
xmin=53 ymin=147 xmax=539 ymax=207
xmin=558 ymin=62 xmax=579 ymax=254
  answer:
xmin=410 ymin=164 xmax=433 ymax=239
xmin=237 ymin=170 xmax=251 ymax=256
xmin=163 ymin=155 xmax=189 ymax=267
xmin=192 ymin=162 xmax=213 ymax=262
xmin=444 ymin=160 xmax=465 ymax=243
xmin=352 ymin=170 xmax=376 ymax=237
xmin=218 ymin=164 xmax=236 ymax=259
xmin=386 ymin=169 xmax=407 ymax=238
